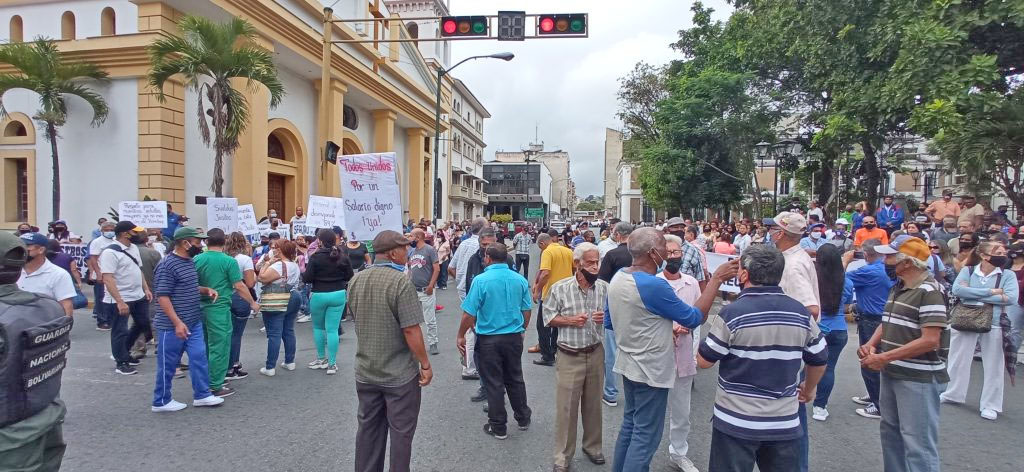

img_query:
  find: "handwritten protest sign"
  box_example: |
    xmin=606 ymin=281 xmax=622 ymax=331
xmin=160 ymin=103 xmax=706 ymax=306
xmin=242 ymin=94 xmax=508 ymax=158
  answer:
xmin=704 ymin=252 xmax=741 ymax=293
xmin=206 ymin=198 xmax=238 ymax=232
xmin=118 ymin=201 xmax=168 ymax=228
xmin=290 ymin=218 xmax=310 ymax=237
xmin=339 ymin=152 xmax=403 ymax=241
xmin=237 ymin=204 xmax=259 ymax=235
xmin=61 ymin=243 xmax=88 ymax=274
xmin=305 ymin=195 xmax=345 ymax=230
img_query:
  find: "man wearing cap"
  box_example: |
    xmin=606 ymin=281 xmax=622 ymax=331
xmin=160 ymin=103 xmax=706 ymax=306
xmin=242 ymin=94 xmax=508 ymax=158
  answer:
xmin=876 ymin=195 xmax=905 ymax=236
xmin=99 ymin=221 xmax=153 ymax=375
xmin=347 ymin=230 xmax=432 ymax=472
xmin=926 ymin=189 xmax=961 ymax=225
xmin=151 ymin=227 xmax=225 ymax=411
xmin=767 ymin=213 xmax=820 ymax=318
xmin=958 ymin=194 xmax=985 ymax=226
xmin=661 ymin=218 xmax=707 ymax=286
xmin=826 ymin=218 xmax=852 ymax=250
xmin=799 ymin=223 xmax=829 ymax=258
xmin=859 ymin=235 xmax=948 ymax=472
xmin=17 ymin=233 xmax=76 ymax=316
xmin=87 ymin=219 xmax=117 ymax=330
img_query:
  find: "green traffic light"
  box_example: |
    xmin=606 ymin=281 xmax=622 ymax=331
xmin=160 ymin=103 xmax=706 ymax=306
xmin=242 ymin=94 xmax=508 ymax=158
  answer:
xmin=570 ymin=19 xmax=584 ymax=32
xmin=473 ymin=21 xmax=486 ymax=34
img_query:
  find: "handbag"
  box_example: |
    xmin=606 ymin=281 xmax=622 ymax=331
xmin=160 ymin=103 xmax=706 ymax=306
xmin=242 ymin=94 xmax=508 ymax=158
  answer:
xmin=949 ymin=267 xmax=1001 ymax=333
xmin=260 ymin=261 xmax=294 ymax=311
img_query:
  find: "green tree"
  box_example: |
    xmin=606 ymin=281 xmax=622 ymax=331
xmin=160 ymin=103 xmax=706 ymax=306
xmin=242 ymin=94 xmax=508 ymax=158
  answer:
xmin=148 ymin=16 xmax=284 ymax=197
xmin=0 ymin=39 xmax=109 ymax=221
xmin=576 ymin=200 xmax=604 ymax=212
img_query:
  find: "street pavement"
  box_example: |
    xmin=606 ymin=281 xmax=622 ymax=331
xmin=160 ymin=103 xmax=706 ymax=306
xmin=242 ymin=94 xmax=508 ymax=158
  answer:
xmin=58 ymin=245 xmax=1023 ymax=472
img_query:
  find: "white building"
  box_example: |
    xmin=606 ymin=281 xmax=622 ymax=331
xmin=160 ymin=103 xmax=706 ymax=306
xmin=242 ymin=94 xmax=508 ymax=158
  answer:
xmin=494 ymin=144 xmax=576 ymax=215
xmin=448 ymin=78 xmax=489 ymax=220
xmin=604 ymin=128 xmax=622 ymax=218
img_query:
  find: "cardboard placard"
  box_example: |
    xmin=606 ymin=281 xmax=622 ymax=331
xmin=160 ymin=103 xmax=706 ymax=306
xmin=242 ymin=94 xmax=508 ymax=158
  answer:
xmin=237 ymin=204 xmax=259 ymax=235
xmin=118 ymin=201 xmax=168 ymax=228
xmin=206 ymin=198 xmax=238 ymax=232
xmin=339 ymin=152 xmax=403 ymax=241
xmin=305 ymin=195 xmax=345 ymax=230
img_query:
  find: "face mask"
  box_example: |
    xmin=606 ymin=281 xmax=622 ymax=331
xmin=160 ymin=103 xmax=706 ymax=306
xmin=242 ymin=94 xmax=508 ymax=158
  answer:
xmin=580 ymin=268 xmax=599 ymax=285
xmin=148 ymin=235 xmax=157 ymax=243
xmin=884 ymin=262 xmax=900 ymax=280
xmin=102 ymin=231 xmax=115 ymax=239
xmin=987 ymin=255 xmax=1009 ymax=267
xmin=664 ymin=257 xmax=683 ymax=274
xmin=864 ymin=223 xmax=876 ymax=230
xmin=669 ymin=230 xmax=686 ymax=240
xmin=130 ymin=234 xmax=146 ymax=245
xmin=269 ymin=213 xmax=278 ymax=219
xmin=810 ymin=232 xmax=822 ymax=240
xmin=185 ymin=242 xmax=203 ymax=258
xmin=650 ymin=249 xmax=666 ymax=271
xmin=54 ymin=227 xmax=66 ymax=233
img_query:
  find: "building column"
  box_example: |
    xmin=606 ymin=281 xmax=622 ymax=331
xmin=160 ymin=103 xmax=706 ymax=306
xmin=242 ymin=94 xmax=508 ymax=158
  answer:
xmin=372 ymin=109 xmax=396 ymax=152
xmin=406 ymin=128 xmax=428 ymax=220
xmin=137 ymin=78 xmax=185 ymax=209
xmin=315 ymin=79 xmax=347 ymax=197
xmin=230 ymin=76 xmax=270 ymax=217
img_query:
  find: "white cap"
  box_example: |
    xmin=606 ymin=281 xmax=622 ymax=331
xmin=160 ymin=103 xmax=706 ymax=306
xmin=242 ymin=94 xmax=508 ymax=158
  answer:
xmin=835 ymin=218 xmax=850 ymax=226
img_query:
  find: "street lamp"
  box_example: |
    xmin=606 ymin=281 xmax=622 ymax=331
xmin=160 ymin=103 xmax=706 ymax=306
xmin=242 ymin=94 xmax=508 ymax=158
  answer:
xmin=754 ymin=139 xmax=802 ymax=214
xmin=911 ymin=167 xmax=942 ymax=204
xmin=433 ymin=52 xmax=514 ymax=222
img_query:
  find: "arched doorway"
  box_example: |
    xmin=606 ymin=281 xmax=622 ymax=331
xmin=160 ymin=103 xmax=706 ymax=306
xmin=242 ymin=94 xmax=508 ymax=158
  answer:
xmin=265 ymin=119 xmax=308 ymax=222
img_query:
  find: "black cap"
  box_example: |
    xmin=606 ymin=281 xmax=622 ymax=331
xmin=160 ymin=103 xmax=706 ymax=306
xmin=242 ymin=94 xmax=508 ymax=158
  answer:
xmin=114 ymin=220 xmax=145 ymax=235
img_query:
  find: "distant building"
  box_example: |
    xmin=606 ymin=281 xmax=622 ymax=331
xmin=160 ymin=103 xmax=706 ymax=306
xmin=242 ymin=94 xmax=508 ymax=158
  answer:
xmin=494 ymin=144 xmax=575 ymax=215
xmin=483 ymin=162 xmax=552 ymax=223
xmin=604 ymin=128 xmax=623 ymax=218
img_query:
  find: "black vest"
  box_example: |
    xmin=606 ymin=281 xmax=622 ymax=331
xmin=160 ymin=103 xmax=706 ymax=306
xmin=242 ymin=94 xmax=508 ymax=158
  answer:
xmin=0 ymin=291 xmax=71 ymax=427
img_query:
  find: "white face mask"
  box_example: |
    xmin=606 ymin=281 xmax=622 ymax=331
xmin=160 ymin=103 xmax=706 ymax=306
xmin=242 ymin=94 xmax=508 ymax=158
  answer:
xmin=148 ymin=235 xmax=157 ymax=243
xmin=810 ymin=232 xmax=822 ymax=240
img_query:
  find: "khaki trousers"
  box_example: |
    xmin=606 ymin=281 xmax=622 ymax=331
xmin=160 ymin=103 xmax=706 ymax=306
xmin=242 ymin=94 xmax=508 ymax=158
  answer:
xmin=553 ymin=345 xmax=604 ymax=467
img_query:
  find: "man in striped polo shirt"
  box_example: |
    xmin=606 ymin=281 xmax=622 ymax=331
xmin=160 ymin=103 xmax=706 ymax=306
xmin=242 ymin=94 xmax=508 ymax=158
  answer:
xmin=860 ymin=235 xmax=948 ymax=472
xmin=697 ymin=245 xmax=828 ymax=471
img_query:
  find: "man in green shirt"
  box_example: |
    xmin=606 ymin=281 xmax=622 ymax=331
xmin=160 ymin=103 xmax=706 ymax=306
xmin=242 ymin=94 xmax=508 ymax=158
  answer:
xmin=193 ymin=228 xmax=257 ymax=397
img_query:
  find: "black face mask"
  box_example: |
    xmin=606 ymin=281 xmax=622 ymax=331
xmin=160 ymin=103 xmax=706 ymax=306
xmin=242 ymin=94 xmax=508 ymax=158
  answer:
xmin=130 ymin=234 xmax=147 ymax=245
xmin=864 ymin=223 xmax=876 ymax=230
xmin=186 ymin=243 xmax=203 ymax=258
xmin=669 ymin=230 xmax=686 ymax=240
xmin=664 ymin=257 xmax=683 ymax=274
xmin=18 ymin=229 xmax=31 ymax=235
xmin=987 ymin=255 xmax=1009 ymax=268
xmin=959 ymin=241 xmax=975 ymax=251
xmin=884 ymin=262 xmax=900 ymax=280
xmin=580 ymin=268 xmax=599 ymax=285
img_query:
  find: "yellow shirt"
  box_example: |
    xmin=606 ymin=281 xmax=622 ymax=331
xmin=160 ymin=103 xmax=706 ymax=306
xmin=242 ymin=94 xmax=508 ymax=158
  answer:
xmin=540 ymin=243 xmax=574 ymax=298
xmin=958 ymin=204 xmax=985 ymax=225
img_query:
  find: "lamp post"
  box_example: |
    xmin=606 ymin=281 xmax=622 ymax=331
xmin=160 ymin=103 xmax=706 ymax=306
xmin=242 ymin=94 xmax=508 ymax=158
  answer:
xmin=433 ymin=52 xmax=514 ymax=223
xmin=755 ymin=139 xmax=801 ymax=215
xmin=911 ymin=167 xmax=942 ymax=204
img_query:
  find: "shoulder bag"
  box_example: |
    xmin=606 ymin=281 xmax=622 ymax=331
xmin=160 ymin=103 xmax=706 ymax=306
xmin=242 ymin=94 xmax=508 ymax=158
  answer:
xmin=949 ymin=266 xmax=1000 ymax=333
xmin=260 ymin=262 xmax=294 ymax=311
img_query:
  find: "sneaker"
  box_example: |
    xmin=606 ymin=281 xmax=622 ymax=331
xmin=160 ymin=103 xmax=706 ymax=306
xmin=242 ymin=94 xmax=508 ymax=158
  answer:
xmin=96 ymin=324 xmax=111 ymax=331
xmin=939 ymin=393 xmax=961 ymax=405
xmin=259 ymin=367 xmax=276 ymax=377
xmin=280 ymin=362 xmax=296 ymax=371
xmin=259 ymin=326 xmax=266 ymax=333
xmin=178 ymin=363 xmax=189 ymax=371
xmin=296 ymin=314 xmax=312 ymax=323
xmin=602 ymin=396 xmax=618 ymax=407
xmin=151 ymin=400 xmax=187 ymax=412
xmin=308 ymin=358 xmax=328 ymax=370
xmin=115 ymin=364 xmax=138 ymax=375
xmin=483 ymin=423 xmax=508 ymax=440
xmin=225 ymin=366 xmax=248 ymax=380
xmin=173 ymin=369 xmax=187 ymax=379
xmin=517 ymin=419 xmax=531 ymax=431
xmin=211 ymin=386 xmax=235 ymax=398
xmin=435 ymin=305 xmax=444 ymax=311
xmin=673 ymin=456 xmax=699 ymax=472
xmin=193 ymin=395 xmax=225 ymax=407
xmin=127 ymin=357 xmax=142 ymax=366
xmin=981 ymin=409 xmax=998 ymax=420
xmin=851 ymin=395 xmax=872 ymax=406
xmin=326 ymin=364 xmax=338 ymax=375
xmin=812 ymin=406 xmax=829 ymax=421
xmin=470 ymin=388 xmax=487 ymax=402
xmin=856 ymin=404 xmax=881 ymax=419
xmin=429 ymin=343 xmax=439 ymax=355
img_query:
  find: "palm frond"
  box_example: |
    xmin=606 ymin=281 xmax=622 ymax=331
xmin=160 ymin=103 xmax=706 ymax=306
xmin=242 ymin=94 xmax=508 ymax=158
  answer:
xmin=196 ymin=83 xmax=211 ymax=146
xmin=55 ymin=60 xmax=108 ymax=82
xmin=225 ymin=46 xmax=285 ymax=108
xmin=0 ymin=74 xmax=40 ymax=118
xmin=58 ymin=82 xmax=109 ymax=125
xmin=221 ymin=83 xmax=249 ymax=147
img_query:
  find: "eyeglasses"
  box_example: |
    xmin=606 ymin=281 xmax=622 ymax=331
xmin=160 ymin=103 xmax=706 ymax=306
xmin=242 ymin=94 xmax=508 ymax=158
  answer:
xmin=666 ymin=249 xmax=683 ymax=257
xmin=929 ymin=246 xmax=940 ymax=250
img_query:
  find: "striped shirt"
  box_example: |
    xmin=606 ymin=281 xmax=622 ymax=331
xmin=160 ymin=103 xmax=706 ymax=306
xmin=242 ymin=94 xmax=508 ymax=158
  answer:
xmin=152 ymin=254 xmax=202 ymax=330
xmin=544 ymin=275 xmax=607 ymax=349
xmin=880 ymin=275 xmax=950 ymax=383
xmin=511 ymin=232 xmax=532 ymax=255
xmin=698 ymin=286 xmax=827 ymax=441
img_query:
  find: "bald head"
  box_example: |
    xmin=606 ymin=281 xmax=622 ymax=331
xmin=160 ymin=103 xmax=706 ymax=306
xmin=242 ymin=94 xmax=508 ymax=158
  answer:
xmin=470 ymin=217 xmax=488 ymax=235
xmin=627 ymin=227 xmax=666 ymax=263
xmin=411 ymin=228 xmax=426 ymax=241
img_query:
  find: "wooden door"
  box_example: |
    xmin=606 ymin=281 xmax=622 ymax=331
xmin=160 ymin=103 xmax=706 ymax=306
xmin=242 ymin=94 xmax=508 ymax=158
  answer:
xmin=268 ymin=174 xmax=285 ymax=214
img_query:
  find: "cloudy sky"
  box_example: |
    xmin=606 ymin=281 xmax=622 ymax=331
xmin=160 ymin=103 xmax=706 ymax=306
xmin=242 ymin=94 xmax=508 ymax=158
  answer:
xmin=449 ymin=0 xmax=734 ymax=198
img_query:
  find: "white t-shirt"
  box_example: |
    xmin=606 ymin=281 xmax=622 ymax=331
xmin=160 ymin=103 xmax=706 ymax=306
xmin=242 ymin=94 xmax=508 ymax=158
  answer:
xmin=267 ymin=261 xmax=300 ymax=286
xmin=234 ymin=253 xmax=255 ymax=274
xmin=97 ymin=241 xmax=146 ymax=303
xmin=87 ymin=235 xmax=115 ymax=281
xmin=808 ymin=207 xmax=824 ymax=221
xmin=18 ymin=259 xmax=77 ymax=302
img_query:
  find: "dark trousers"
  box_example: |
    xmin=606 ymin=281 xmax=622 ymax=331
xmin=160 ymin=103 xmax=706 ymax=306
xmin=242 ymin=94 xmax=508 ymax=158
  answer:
xmin=438 ymin=259 xmax=450 ymax=289
xmin=857 ymin=316 xmax=883 ymax=406
xmin=515 ymin=254 xmax=530 ymax=277
xmin=229 ymin=294 xmax=249 ymax=368
xmin=107 ymin=298 xmax=150 ymax=364
xmin=708 ymin=428 xmax=800 ymax=472
xmin=536 ymin=301 xmax=559 ymax=362
xmin=355 ymin=376 xmax=422 ymax=472
xmin=476 ymin=333 xmax=531 ymax=435
xmin=92 ymin=282 xmax=107 ymax=322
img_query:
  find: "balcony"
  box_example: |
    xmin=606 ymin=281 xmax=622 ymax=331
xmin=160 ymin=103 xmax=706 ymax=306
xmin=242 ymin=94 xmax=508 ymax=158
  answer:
xmin=450 ymin=185 xmax=472 ymax=201
xmin=471 ymin=189 xmax=488 ymax=205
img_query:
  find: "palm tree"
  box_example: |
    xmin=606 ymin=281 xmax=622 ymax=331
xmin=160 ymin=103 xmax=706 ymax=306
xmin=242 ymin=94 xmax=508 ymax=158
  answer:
xmin=148 ymin=16 xmax=284 ymax=197
xmin=0 ymin=39 xmax=109 ymax=221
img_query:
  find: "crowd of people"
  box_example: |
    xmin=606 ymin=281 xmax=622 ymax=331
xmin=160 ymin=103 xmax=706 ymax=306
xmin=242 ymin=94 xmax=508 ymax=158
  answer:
xmin=6 ymin=190 xmax=1023 ymax=472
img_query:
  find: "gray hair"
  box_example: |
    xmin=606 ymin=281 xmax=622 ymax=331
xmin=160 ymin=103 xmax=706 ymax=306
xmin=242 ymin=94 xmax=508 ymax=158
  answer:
xmin=478 ymin=228 xmax=497 ymax=240
xmin=862 ymin=238 xmax=882 ymax=260
xmin=664 ymin=234 xmax=683 ymax=247
xmin=536 ymin=233 xmax=552 ymax=245
xmin=627 ymin=227 xmax=663 ymax=260
xmin=613 ymin=222 xmax=634 ymax=238
xmin=739 ymin=244 xmax=785 ymax=286
xmin=470 ymin=216 xmax=488 ymax=235
xmin=572 ymin=242 xmax=599 ymax=261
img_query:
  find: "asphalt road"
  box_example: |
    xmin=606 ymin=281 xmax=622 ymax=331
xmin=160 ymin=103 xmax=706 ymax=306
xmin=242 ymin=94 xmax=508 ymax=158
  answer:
xmin=58 ymin=245 xmax=1023 ymax=472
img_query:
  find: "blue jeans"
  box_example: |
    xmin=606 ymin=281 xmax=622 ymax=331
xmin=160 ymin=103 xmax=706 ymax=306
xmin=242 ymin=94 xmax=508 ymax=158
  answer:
xmin=152 ymin=322 xmax=211 ymax=406
xmin=299 ymin=283 xmax=312 ymax=316
xmin=612 ymin=377 xmax=669 ymax=472
xmin=879 ymin=372 xmax=944 ymax=472
xmin=262 ymin=291 xmax=301 ymax=369
xmin=603 ymin=329 xmax=619 ymax=401
xmin=229 ymin=293 xmax=250 ymax=367
xmin=857 ymin=316 xmax=882 ymax=406
xmin=814 ymin=330 xmax=849 ymax=408
xmin=92 ymin=282 xmax=107 ymax=322
xmin=709 ymin=428 xmax=800 ymax=472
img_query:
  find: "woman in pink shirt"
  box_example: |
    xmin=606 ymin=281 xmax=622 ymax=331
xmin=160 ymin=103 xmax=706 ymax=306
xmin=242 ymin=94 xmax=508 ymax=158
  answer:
xmin=713 ymin=232 xmax=737 ymax=255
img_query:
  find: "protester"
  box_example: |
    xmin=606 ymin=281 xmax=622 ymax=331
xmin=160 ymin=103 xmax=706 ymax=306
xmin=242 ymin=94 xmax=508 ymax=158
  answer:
xmin=944 ymin=240 xmax=1018 ymax=420
xmin=799 ymin=223 xmax=828 ymax=257
xmin=826 ymin=218 xmax=853 ymax=250
xmin=698 ymin=244 xmax=828 ymax=472
xmin=225 ymin=232 xmax=257 ymax=379
xmin=595 ymin=222 xmax=634 ymax=406
xmin=88 ymin=220 xmax=117 ymax=330
xmin=435 ymin=230 xmax=452 ymax=290
xmin=45 ymin=239 xmax=82 ymax=292
xmin=958 ymin=194 xmax=985 ymax=226
xmin=302 ymin=228 xmax=354 ymax=374
xmin=768 ymin=213 xmax=821 ymax=318
xmin=256 ymin=239 xmax=303 ymax=376
xmin=853 ymin=215 xmax=889 ymax=247
xmin=162 ymin=204 xmax=182 ymax=239
xmin=861 ymin=236 xmax=949 ymax=472
xmin=841 ymin=238 xmax=892 ymax=419
xmin=99 ymin=221 xmax=153 ymax=375
xmin=876 ymin=195 xmax=905 ymax=235
xmin=714 ymin=232 xmax=737 ymax=255
xmin=808 ymin=200 xmax=824 ymax=221
xmin=407 ymin=228 xmax=440 ymax=355
xmin=348 ymin=230 xmax=431 ymax=472
xmin=812 ymin=244 xmax=854 ymax=422
xmin=533 ymin=232 xmax=575 ymax=367
xmin=733 ymin=223 xmax=752 ymax=254
xmin=544 ymin=242 xmax=606 ymax=469
xmin=851 ymin=201 xmax=868 ymax=231
xmin=930 ymin=216 xmax=960 ymax=247
xmin=952 ymin=232 xmax=981 ymax=275
xmin=597 ymin=222 xmax=620 ymax=259
xmin=48 ymin=219 xmax=71 ymax=242
xmin=151 ymin=228 xmax=225 ymax=411
xmin=947 ymin=219 xmax=976 ymax=254
xmin=925 ymin=189 xmax=960 ymax=225
xmin=511 ymin=225 xmax=532 ymax=277
xmin=450 ymin=217 xmax=488 ymax=379
xmin=131 ymin=232 xmax=162 ymax=358
xmin=16 ymin=233 xmax=75 ymax=316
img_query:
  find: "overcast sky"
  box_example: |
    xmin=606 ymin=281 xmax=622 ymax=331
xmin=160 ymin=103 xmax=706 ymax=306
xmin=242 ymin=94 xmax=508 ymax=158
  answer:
xmin=449 ymin=0 xmax=734 ymax=198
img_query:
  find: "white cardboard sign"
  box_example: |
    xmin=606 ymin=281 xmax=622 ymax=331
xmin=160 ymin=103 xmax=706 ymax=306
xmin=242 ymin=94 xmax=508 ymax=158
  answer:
xmin=237 ymin=204 xmax=259 ymax=235
xmin=305 ymin=195 xmax=345 ymax=230
xmin=206 ymin=198 xmax=238 ymax=232
xmin=339 ymin=152 xmax=403 ymax=241
xmin=118 ymin=200 xmax=168 ymax=228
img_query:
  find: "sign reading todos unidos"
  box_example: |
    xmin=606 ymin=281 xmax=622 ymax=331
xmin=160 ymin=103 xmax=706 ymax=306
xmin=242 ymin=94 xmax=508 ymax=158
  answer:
xmin=338 ymin=152 xmax=403 ymax=241
xmin=118 ymin=201 xmax=168 ymax=228
xmin=206 ymin=197 xmax=238 ymax=232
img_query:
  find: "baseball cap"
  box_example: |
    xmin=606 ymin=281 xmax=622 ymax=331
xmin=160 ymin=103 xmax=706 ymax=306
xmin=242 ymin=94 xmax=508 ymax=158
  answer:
xmin=172 ymin=226 xmax=207 ymax=241
xmin=114 ymin=220 xmax=145 ymax=234
xmin=664 ymin=217 xmax=686 ymax=228
xmin=18 ymin=232 xmax=48 ymax=247
xmin=0 ymin=232 xmax=27 ymax=269
xmin=372 ymin=230 xmax=411 ymax=253
xmin=773 ymin=211 xmax=807 ymax=235
xmin=874 ymin=235 xmax=930 ymax=262
xmin=835 ymin=218 xmax=850 ymax=226
xmin=942 ymin=188 xmax=954 ymax=196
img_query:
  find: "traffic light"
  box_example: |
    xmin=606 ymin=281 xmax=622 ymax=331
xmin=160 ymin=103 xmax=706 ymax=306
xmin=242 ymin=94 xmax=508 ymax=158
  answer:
xmin=440 ymin=16 xmax=488 ymax=37
xmin=497 ymin=11 xmax=526 ymax=41
xmin=324 ymin=140 xmax=339 ymax=165
xmin=537 ymin=14 xmax=587 ymax=35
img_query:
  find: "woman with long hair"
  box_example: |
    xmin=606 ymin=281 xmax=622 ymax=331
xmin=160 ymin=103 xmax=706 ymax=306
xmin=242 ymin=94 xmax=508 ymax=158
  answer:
xmin=811 ymin=244 xmax=854 ymax=421
xmin=225 ymin=232 xmax=257 ymax=379
xmin=953 ymin=232 xmax=981 ymax=275
xmin=435 ymin=230 xmax=451 ymax=290
xmin=946 ymin=240 xmax=1019 ymax=420
xmin=256 ymin=239 xmax=302 ymax=376
xmin=302 ymin=228 xmax=354 ymax=374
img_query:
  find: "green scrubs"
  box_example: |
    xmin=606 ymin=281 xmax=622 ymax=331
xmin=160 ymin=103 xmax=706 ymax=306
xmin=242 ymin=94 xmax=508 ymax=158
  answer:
xmin=194 ymin=250 xmax=242 ymax=391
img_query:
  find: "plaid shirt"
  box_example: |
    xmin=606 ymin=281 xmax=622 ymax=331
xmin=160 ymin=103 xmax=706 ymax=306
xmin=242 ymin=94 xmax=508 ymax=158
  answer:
xmin=512 ymin=231 xmax=532 ymax=255
xmin=347 ymin=263 xmax=424 ymax=387
xmin=681 ymin=240 xmax=707 ymax=281
xmin=543 ymin=275 xmax=607 ymax=349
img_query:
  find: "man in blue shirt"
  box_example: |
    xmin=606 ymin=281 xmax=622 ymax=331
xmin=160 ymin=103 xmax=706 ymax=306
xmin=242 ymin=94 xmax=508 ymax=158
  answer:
xmin=161 ymin=204 xmax=181 ymax=240
xmin=842 ymin=237 xmax=894 ymax=419
xmin=875 ymin=195 xmax=905 ymax=236
xmin=457 ymin=243 xmax=533 ymax=440
xmin=799 ymin=223 xmax=829 ymax=257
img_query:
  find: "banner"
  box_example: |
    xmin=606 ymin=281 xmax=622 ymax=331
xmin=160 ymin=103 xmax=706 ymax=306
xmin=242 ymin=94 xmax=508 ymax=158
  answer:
xmin=290 ymin=218 xmax=311 ymax=238
xmin=118 ymin=201 xmax=167 ymax=228
xmin=60 ymin=243 xmax=89 ymax=274
xmin=237 ymin=204 xmax=259 ymax=235
xmin=305 ymin=195 xmax=345 ymax=230
xmin=704 ymin=252 xmax=742 ymax=293
xmin=206 ymin=198 xmax=238 ymax=232
xmin=260 ymin=224 xmax=290 ymax=240
xmin=339 ymin=152 xmax=403 ymax=241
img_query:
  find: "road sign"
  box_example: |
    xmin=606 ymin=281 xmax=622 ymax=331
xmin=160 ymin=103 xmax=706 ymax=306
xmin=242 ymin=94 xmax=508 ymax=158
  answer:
xmin=525 ymin=207 xmax=544 ymax=219
xmin=497 ymin=11 xmax=526 ymax=41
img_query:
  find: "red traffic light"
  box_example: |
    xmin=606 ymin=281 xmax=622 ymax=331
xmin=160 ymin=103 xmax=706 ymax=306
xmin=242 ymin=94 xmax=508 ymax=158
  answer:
xmin=442 ymin=19 xmax=457 ymax=35
xmin=537 ymin=14 xmax=587 ymax=35
xmin=539 ymin=17 xmax=555 ymax=33
xmin=440 ymin=16 xmax=488 ymax=37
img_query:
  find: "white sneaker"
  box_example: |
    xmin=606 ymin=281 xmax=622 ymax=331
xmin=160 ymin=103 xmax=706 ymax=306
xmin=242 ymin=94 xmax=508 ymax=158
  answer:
xmin=856 ymin=404 xmax=881 ymax=419
xmin=296 ymin=314 xmax=311 ymax=323
xmin=850 ymin=395 xmax=871 ymax=406
xmin=326 ymin=364 xmax=338 ymax=375
xmin=259 ymin=326 xmax=266 ymax=333
xmin=193 ymin=395 xmax=225 ymax=407
xmin=280 ymin=362 xmax=296 ymax=371
xmin=259 ymin=367 xmax=276 ymax=377
xmin=672 ymin=455 xmax=699 ymax=472
xmin=812 ymin=406 xmax=829 ymax=421
xmin=307 ymin=358 xmax=328 ymax=370
xmin=151 ymin=400 xmax=187 ymax=412
xmin=981 ymin=409 xmax=998 ymax=421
